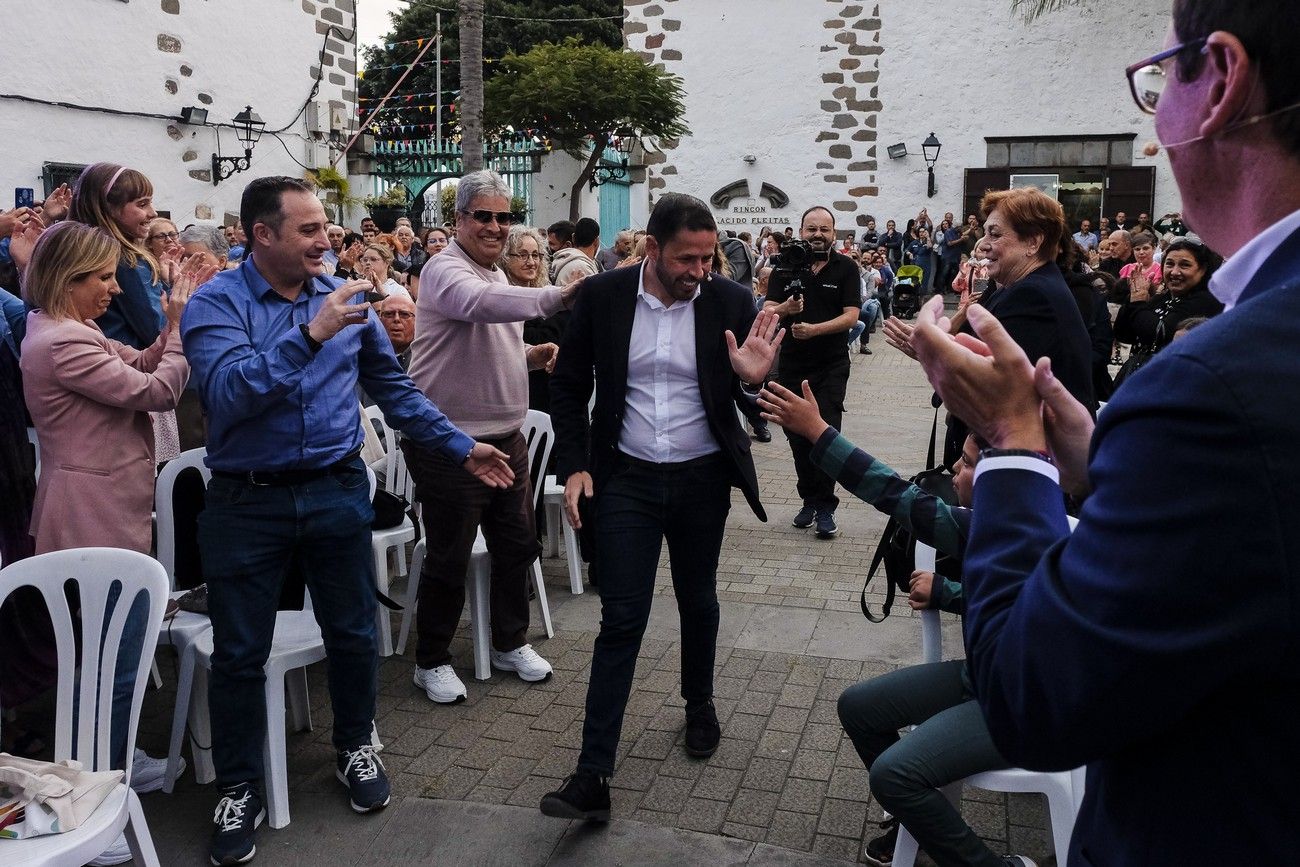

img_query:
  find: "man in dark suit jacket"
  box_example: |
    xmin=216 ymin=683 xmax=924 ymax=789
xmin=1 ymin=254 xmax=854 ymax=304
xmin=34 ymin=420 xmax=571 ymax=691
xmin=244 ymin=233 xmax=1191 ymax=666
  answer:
xmin=908 ymin=4 xmax=1300 ymax=862
xmin=540 ymin=193 xmax=783 ymax=821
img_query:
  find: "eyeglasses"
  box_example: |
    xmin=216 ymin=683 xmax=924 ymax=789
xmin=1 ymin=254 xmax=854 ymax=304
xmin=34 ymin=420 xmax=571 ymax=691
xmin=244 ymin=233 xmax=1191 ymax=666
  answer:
xmin=460 ymin=209 xmax=517 ymax=226
xmin=148 ymin=231 xmax=180 ymax=242
xmin=1125 ymin=37 xmax=1208 ymax=115
xmin=507 ymin=252 xmax=543 ymax=261
xmin=379 ymin=310 xmax=414 ymax=321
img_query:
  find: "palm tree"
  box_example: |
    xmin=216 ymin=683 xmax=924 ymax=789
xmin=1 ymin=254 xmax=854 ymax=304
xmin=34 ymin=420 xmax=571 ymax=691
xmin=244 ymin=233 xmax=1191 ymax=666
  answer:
xmin=1012 ymin=0 xmax=1095 ymax=19
xmin=458 ymin=0 xmax=485 ymax=172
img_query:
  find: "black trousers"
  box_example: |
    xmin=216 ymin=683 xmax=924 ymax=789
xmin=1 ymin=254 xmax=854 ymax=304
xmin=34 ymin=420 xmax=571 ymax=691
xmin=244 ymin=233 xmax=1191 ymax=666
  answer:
xmin=776 ymin=356 xmax=851 ymax=512
xmin=577 ymin=454 xmax=732 ymax=775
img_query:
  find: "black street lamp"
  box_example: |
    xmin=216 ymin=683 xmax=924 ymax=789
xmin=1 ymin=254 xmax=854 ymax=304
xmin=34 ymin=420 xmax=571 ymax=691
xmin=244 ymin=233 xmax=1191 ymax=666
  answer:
xmin=589 ymin=129 xmax=639 ymax=188
xmin=922 ymin=132 xmax=942 ymax=198
xmin=212 ymin=106 xmax=266 ymax=186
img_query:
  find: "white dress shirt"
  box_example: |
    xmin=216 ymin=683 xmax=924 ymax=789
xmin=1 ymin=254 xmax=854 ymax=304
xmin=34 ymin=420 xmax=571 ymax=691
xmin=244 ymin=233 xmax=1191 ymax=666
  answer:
xmin=1209 ymin=207 xmax=1300 ymax=311
xmin=618 ymin=264 xmax=720 ymax=463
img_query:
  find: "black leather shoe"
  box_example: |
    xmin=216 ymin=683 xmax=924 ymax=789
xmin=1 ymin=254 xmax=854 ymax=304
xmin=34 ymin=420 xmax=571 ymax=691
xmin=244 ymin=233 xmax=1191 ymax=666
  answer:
xmin=753 ymin=425 xmax=772 ymax=443
xmin=685 ymin=701 xmax=721 ymax=758
xmin=858 ymin=344 xmax=873 ymax=355
xmin=540 ymin=770 xmax=611 ymax=821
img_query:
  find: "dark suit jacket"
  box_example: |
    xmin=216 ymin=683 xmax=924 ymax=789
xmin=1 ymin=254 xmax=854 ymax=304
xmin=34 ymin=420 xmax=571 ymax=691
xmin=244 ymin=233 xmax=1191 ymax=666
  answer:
xmin=977 ymin=263 xmax=1095 ymax=410
xmin=960 ymin=226 xmax=1300 ymax=865
xmin=550 ymin=265 xmax=766 ymax=522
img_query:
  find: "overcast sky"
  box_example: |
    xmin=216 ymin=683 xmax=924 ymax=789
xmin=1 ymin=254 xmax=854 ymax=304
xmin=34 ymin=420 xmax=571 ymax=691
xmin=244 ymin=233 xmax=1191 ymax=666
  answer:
xmin=356 ymin=0 xmax=409 ymax=51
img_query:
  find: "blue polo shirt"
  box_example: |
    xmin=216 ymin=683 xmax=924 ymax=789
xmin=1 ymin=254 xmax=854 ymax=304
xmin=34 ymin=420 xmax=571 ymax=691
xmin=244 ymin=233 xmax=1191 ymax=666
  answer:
xmin=181 ymin=256 xmax=473 ymax=472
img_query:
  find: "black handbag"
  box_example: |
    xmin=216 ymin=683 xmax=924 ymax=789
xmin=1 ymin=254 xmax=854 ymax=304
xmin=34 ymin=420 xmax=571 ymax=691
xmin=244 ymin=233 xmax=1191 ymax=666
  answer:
xmin=860 ymin=410 xmax=961 ymax=622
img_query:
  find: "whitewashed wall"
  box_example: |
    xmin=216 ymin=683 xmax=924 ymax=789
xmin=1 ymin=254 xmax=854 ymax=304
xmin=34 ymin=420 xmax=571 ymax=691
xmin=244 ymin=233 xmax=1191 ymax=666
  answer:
xmin=625 ymin=0 xmax=1176 ymax=236
xmin=4 ymin=0 xmax=357 ymax=226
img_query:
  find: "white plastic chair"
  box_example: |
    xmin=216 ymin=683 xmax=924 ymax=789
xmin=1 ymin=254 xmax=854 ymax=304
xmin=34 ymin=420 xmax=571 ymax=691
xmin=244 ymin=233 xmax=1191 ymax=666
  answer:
xmin=154 ymin=447 xmax=219 ymax=791
xmin=0 ymin=548 xmax=167 ymax=866
xmin=160 ymin=461 xmax=325 ymax=828
xmin=892 ymin=536 xmax=1084 ymax=867
xmin=395 ymin=410 xmax=556 ymax=679
xmin=542 ymin=474 xmax=584 ymax=594
xmin=369 ymin=430 xmax=416 ymax=657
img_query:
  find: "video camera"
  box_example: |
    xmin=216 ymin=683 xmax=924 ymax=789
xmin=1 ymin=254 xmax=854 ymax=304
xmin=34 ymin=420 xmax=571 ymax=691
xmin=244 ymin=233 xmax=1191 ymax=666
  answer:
xmin=770 ymin=239 xmax=829 ymax=272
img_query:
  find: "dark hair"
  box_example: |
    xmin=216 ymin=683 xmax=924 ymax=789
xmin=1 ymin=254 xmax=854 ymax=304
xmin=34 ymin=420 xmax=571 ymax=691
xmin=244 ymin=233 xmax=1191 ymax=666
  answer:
xmin=800 ymin=205 xmax=835 ymax=227
xmin=1163 ymin=238 xmax=1222 ymax=287
xmin=646 ymin=193 xmax=716 ymax=244
xmin=547 ymin=220 xmax=575 ymax=245
xmin=1173 ymin=0 xmax=1300 ymax=157
xmin=342 ymin=230 xmax=361 ymax=248
xmin=1175 ymin=315 xmax=1211 ymax=334
xmin=574 ymin=217 xmax=601 ymax=248
xmin=240 ymin=176 xmax=316 ymax=245
xmin=1130 ymin=232 xmax=1157 ymax=249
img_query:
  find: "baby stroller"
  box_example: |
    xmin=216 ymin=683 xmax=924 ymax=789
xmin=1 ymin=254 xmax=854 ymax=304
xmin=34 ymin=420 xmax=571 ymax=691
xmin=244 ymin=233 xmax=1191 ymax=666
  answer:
xmin=892 ymin=265 xmax=924 ymax=319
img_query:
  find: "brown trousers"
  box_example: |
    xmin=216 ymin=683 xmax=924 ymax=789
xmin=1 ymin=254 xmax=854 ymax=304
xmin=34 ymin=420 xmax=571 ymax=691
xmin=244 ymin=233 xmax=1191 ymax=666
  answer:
xmin=401 ymin=431 xmax=540 ymax=669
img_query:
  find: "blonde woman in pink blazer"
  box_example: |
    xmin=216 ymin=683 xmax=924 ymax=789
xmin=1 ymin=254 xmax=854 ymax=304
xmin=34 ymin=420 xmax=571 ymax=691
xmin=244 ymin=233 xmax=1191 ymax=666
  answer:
xmin=17 ymin=222 xmax=214 ymax=863
xmin=20 ymin=222 xmax=213 ymax=555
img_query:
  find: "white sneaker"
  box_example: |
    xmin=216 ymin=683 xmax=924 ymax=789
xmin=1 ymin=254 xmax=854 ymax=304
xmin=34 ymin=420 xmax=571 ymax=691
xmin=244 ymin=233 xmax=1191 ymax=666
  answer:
xmin=130 ymin=748 xmax=182 ymax=794
xmin=490 ymin=644 xmax=553 ymax=682
xmin=89 ymin=833 xmax=132 ymax=866
xmin=414 ymin=664 xmax=467 ymax=703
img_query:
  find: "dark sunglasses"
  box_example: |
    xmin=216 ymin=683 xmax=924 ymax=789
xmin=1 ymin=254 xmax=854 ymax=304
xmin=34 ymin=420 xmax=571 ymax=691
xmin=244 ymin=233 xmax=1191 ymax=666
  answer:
xmin=461 ymin=209 xmax=517 ymax=226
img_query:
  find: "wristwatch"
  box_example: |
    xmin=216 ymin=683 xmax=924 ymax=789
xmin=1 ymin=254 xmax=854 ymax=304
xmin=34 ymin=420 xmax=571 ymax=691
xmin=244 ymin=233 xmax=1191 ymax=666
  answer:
xmin=299 ymin=323 xmax=323 ymax=353
xmin=979 ymin=447 xmax=1054 ymax=465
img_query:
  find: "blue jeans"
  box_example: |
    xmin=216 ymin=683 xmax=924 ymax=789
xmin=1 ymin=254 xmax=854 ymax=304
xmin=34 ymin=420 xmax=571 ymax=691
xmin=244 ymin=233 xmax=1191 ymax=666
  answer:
xmin=197 ymin=460 xmax=376 ymax=786
xmin=74 ymin=583 xmax=148 ymax=770
xmin=577 ymin=454 xmax=732 ymax=776
xmin=838 ymin=660 xmax=1009 ymax=867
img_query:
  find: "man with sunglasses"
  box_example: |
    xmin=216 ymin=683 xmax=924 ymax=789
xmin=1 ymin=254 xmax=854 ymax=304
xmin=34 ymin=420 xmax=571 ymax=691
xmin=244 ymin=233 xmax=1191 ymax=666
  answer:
xmin=905 ymin=3 xmax=1300 ymax=864
xmin=404 ymin=170 xmax=581 ymax=705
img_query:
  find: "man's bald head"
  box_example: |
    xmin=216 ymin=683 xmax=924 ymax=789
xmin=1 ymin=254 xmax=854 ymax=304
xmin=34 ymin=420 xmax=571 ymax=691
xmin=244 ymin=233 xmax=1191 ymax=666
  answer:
xmin=1108 ymin=230 xmax=1133 ymax=259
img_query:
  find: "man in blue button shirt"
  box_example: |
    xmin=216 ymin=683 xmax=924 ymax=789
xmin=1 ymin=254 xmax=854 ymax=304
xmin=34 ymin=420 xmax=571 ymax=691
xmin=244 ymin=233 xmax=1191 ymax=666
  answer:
xmin=182 ymin=176 xmax=513 ymax=866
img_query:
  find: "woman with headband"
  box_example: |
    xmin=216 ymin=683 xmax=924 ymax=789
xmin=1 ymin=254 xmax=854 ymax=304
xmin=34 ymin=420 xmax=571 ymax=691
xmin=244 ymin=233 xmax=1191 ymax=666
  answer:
xmin=69 ymin=163 xmax=185 ymax=460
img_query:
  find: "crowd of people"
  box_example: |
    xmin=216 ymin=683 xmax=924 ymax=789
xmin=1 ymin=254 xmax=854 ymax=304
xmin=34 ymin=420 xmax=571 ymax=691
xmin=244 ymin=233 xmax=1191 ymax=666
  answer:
xmin=3 ymin=4 xmax=1298 ymax=864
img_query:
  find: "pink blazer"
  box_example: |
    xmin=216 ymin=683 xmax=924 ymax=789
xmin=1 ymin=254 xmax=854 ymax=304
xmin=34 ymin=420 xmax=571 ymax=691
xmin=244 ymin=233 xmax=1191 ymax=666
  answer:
xmin=20 ymin=312 xmax=189 ymax=555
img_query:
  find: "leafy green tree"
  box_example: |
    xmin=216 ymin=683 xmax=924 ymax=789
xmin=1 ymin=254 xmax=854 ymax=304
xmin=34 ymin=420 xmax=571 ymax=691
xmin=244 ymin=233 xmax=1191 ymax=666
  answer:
xmin=484 ymin=38 xmax=688 ymax=219
xmin=359 ymin=1 xmax=622 ymax=144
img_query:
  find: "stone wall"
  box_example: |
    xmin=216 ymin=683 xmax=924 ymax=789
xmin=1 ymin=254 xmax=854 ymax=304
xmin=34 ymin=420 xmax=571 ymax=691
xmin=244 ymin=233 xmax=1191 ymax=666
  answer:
xmin=4 ymin=0 xmax=357 ymax=224
xmin=624 ymin=0 xmax=1176 ymax=236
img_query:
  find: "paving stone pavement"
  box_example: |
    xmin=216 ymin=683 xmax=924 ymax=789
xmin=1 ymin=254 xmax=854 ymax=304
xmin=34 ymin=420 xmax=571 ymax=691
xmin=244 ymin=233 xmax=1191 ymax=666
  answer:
xmin=130 ymin=336 xmax=1060 ymax=865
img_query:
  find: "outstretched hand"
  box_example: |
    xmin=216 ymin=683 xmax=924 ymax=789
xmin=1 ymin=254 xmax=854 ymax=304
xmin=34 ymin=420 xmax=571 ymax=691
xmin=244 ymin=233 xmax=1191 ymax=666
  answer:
xmin=910 ymin=295 xmax=1046 ymax=452
xmin=882 ymin=316 xmax=918 ymax=359
xmin=757 ymin=380 xmax=829 ymax=443
xmin=463 ymin=442 xmax=515 ymax=489
xmin=726 ymin=308 xmax=785 ymax=384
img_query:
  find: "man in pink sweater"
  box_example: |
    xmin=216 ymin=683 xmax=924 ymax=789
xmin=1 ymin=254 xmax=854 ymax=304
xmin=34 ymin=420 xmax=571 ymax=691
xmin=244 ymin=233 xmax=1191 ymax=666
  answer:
xmin=404 ymin=170 xmax=580 ymax=703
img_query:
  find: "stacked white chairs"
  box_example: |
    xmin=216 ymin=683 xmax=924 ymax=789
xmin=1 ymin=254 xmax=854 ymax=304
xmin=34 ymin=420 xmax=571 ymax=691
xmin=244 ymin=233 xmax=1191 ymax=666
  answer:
xmin=365 ymin=405 xmax=417 ymax=656
xmin=891 ymin=536 xmax=1085 ymax=867
xmin=0 ymin=548 xmax=167 ymax=866
xmin=396 ymin=410 xmax=556 ymax=679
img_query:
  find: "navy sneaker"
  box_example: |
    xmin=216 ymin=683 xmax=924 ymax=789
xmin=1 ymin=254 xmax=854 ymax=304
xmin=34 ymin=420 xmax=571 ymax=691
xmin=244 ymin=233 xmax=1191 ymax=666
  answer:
xmin=540 ymin=770 xmax=611 ymax=822
xmin=792 ymin=506 xmax=816 ymax=529
xmin=209 ymin=782 xmax=263 ymax=866
xmin=336 ymin=745 xmax=391 ymax=813
xmin=814 ymin=511 xmax=839 ymax=539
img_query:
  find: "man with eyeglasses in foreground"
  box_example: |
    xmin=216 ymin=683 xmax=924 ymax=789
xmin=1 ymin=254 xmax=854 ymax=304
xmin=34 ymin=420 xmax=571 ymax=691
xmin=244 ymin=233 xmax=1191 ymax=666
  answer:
xmin=404 ymin=169 xmax=581 ymax=705
xmin=905 ymin=2 xmax=1300 ymax=863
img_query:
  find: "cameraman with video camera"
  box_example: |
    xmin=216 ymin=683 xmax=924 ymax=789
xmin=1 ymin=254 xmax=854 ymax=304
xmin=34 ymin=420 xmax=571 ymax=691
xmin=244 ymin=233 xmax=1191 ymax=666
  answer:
xmin=763 ymin=206 xmax=862 ymax=539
